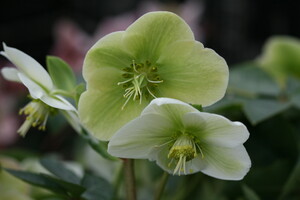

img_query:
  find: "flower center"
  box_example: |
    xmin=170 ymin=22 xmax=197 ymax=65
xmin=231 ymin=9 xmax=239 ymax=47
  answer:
xmin=17 ymin=100 xmax=56 ymax=137
xmin=118 ymin=60 xmax=163 ymax=109
xmin=168 ymin=134 xmax=204 ymax=175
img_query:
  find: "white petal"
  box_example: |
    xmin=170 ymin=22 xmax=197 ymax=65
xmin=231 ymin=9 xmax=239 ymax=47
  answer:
xmin=2 ymin=43 xmax=53 ymax=90
xmin=183 ymin=112 xmax=249 ymax=147
xmin=200 ymin=144 xmax=251 ymax=180
xmin=18 ymin=73 xmax=45 ymax=99
xmin=18 ymin=73 xmax=75 ymax=111
xmin=1 ymin=67 xmax=21 ymax=82
xmin=141 ymin=98 xmax=198 ymax=127
xmin=40 ymin=94 xmax=76 ymax=111
xmin=108 ymin=113 xmax=175 ymax=159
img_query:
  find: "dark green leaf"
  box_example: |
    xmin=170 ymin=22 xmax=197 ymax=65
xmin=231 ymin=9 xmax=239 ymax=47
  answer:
xmin=291 ymin=93 xmax=300 ymax=109
xmin=42 ymin=173 xmax=85 ymax=197
xmin=81 ymin=173 xmax=112 ymax=200
xmin=229 ymin=62 xmax=280 ymax=97
xmin=279 ymin=157 xmax=300 ymax=200
xmin=46 ymin=56 xmax=76 ymax=92
xmin=242 ymin=185 xmax=260 ymax=200
xmin=191 ymin=104 xmax=203 ymax=111
xmin=40 ymin=157 xmax=81 ymax=185
xmin=243 ymin=99 xmax=291 ymax=124
xmin=4 ymin=168 xmax=67 ymax=195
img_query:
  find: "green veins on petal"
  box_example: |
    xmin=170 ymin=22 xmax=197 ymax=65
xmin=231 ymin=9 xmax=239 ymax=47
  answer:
xmin=79 ymin=11 xmax=229 ymax=140
xmin=108 ymin=98 xmax=251 ymax=179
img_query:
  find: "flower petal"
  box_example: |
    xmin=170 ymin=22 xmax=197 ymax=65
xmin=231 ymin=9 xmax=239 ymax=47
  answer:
xmin=142 ymin=98 xmax=198 ymax=127
xmin=1 ymin=67 xmax=21 ymax=82
xmin=83 ymin=31 xmax=133 ymax=82
xmin=108 ymin=113 xmax=175 ymax=158
xmin=18 ymin=73 xmax=45 ymax=99
xmin=86 ymin=66 xmax=123 ymax=92
xmin=200 ymin=144 xmax=251 ymax=180
xmin=123 ymin=11 xmax=194 ymax=61
xmin=78 ymin=89 xmax=148 ymax=141
xmin=41 ymin=94 xmax=76 ymax=111
xmin=1 ymin=43 xmax=53 ymax=90
xmin=182 ymin=112 xmax=249 ymax=147
xmin=18 ymin=73 xmax=75 ymax=111
xmin=158 ymin=42 xmax=228 ymax=106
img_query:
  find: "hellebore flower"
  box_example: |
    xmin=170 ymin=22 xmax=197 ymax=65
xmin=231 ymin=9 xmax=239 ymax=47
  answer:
xmin=108 ymin=98 xmax=251 ymax=180
xmin=79 ymin=11 xmax=229 ymax=141
xmin=258 ymin=36 xmax=300 ymax=87
xmin=0 ymin=43 xmax=76 ymax=136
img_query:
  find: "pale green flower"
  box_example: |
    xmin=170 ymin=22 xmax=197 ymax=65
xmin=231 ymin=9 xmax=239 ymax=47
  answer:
xmin=258 ymin=36 xmax=300 ymax=87
xmin=108 ymin=98 xmax=251 ymax=180
xmin=79 ymin=11 xmax=228 ymax=141
xmin=0 ymin=43 xmax=77 ymax=136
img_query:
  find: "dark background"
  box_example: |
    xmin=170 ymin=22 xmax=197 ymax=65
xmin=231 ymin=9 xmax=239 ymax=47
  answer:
xmin=1 ymin=0 xmax=300 ymax=66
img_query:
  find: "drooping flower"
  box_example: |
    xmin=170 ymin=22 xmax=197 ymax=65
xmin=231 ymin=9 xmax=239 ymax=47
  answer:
xmin=0 ymin=43 xmax=77 ymax=136
xmin=78 ymin=11 xmax=229 ymax=141
xmin=108 ymin=98 xmax=251 ymax=180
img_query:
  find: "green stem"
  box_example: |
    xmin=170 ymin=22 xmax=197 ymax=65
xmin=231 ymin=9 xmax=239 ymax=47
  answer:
xmin=112 ymin=163 xmax=124 ymax=200
xmin=123 ymin=159 xmax=137 ymax=200
xmin=154 ymin=172 xmax=169 ymax=200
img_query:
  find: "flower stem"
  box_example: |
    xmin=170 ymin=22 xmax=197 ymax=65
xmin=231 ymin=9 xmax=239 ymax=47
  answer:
xmin=154 ymin=172 xmax=169 ymax=200
xmin=123 ymin=159 xmax=137 ymax=200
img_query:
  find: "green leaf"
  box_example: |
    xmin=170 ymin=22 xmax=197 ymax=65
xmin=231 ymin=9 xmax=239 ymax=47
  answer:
xmin=191 ymin=104 xmax=203 ymax=111
xmin=279 ymin=157 xmax=300 ymax=200
xmin=81 ymin=173 xmax=112 ymax=200
xmin=242 ymin=185 xmax=260 ymax=200
xmin=40 ymin=157 xmax=81 ymax=185
xmin=46 ymin=56 xmax=76 ymax=92
xmin=243 ymin=99 xmax=291 ymax=125
xmin=42 ymin=174 xmax=85 ymax=197
xmin=4 ymin=168 xmax=67 ymax=195
xmin=228 ymin=62 xmax=280 ymax=97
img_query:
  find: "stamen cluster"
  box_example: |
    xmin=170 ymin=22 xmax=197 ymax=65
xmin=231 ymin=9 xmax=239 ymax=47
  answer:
xmin=168 ymin=134 xmax=204 ymax=175
xmin=118 ymin=60 xmax=163 ymax=109
xmin=17 ymin=100 xmax=55 ymax=137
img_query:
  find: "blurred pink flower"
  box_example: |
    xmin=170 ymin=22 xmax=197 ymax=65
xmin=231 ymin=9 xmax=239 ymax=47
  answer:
xmin=50 ymin=0 xmax=203 ymax=73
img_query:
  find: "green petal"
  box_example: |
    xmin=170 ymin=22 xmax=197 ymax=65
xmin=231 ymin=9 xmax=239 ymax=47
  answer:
xmin=1 ymin=43 xmax=53 ymax=90
xmin=78 ymin=89 xmax=148 ymax=141
xmin=158 ymin=42 xmax=228 ymax=106
xmin=83 ymin=31 xmax=133 ymax=82
xmin=182 ymin=112 xmax=249 ymax=147
xmin=108 ymin=113 xmax=174 ymax=158
xmin=156 ymin=147 xmax=206 ymax=175
xmin=86 ymin=66 xmax=123 ymax=92
xmin=200 ymin=144 xmax=251 ymax=180
xmin=258 ymin=36 xmax=300 ymax=86
xmin=142 ymin=98 xmax=198 ymax=128
xmin=123 ymin=11 xmax=194 ymax=61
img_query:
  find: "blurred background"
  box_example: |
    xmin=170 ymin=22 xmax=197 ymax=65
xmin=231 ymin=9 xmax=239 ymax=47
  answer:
xmin=1 ymin=0 xmax=300 ymax=199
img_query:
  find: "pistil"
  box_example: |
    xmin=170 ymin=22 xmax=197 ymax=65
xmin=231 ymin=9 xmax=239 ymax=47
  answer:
xmin=118 ymin=60 xmax=163 ymax=109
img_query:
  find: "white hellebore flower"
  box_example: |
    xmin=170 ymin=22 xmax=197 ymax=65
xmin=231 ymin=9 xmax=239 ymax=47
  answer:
xmin=0 ymin=43 xmax=77 ymax=136
xmin=108 ymin=98 xmax=251 ymax=180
